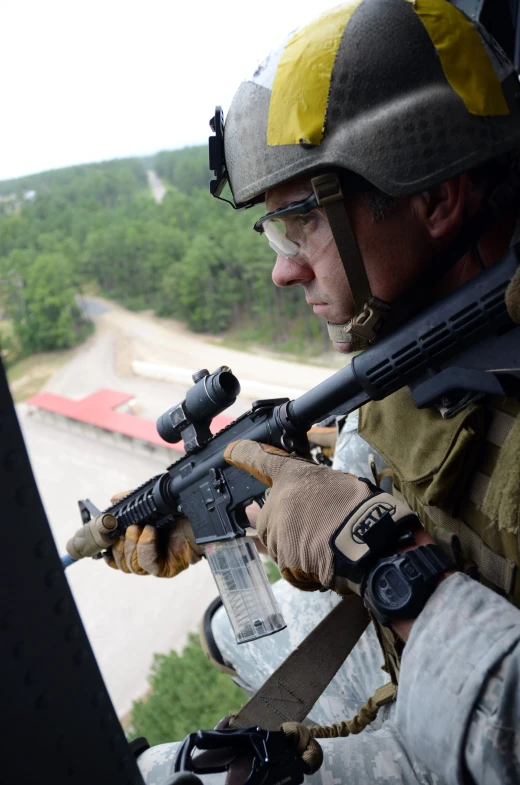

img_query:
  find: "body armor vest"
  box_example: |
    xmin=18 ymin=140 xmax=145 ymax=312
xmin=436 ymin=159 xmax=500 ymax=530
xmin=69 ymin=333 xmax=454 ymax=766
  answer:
xmin=359 ymin=389 xmax=520 ymax=681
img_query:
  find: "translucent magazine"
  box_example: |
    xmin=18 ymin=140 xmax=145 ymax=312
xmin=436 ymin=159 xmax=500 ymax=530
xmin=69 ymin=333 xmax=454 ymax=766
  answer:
xmin=205 ymin=539 xmax=286 ymax=643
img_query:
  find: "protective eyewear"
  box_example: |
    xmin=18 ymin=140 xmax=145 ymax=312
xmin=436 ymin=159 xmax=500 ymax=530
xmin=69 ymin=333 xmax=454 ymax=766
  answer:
xmin=253 ymin=192 xmax=332 ymax=260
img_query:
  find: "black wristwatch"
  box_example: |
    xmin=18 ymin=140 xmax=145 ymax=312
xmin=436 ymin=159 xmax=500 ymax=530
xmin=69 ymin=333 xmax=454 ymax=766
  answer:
xmin=363 ymin=544 xmax=454 ymax=627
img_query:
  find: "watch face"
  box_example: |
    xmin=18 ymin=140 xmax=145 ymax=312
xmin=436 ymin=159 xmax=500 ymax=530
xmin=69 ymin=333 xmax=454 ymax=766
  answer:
xmin=366 ymin=545 xmax=451 ymax=626
xmin=370 ymin=562 xmax=413 ymax=612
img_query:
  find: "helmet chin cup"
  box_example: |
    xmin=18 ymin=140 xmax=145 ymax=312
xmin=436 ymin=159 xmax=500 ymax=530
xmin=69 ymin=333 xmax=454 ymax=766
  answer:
xmin=327 ymin=298 xmax=390 ymax=349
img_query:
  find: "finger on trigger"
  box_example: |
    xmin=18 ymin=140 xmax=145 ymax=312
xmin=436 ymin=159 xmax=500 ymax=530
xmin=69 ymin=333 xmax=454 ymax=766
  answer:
xmin=255 ymin=505 xmax=271 ymax=551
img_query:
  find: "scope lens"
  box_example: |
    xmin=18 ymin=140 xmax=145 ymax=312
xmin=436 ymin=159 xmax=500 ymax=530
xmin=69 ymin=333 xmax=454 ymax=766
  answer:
xmin=215 ymin=371 xmax=240 ymax=400
xmin=184 ymin=368 xmax=240 ymax=423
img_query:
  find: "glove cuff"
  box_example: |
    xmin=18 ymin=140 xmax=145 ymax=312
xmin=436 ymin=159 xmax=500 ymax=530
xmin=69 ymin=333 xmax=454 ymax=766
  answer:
xmin=330 ymin=490 xmax=421 ymax=589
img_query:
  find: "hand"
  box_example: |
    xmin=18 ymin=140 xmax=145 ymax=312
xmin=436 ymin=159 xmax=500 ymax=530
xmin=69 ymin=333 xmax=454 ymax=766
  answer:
xmin=224 ymin=441 xmax=371 ymax=592
xmin=224 ymin=440 xmax=419 ymax=594
xmin=243 ymin=501 xmax=269 ymax=555
xmin=104 ymin=490 xmax=204 ymax=577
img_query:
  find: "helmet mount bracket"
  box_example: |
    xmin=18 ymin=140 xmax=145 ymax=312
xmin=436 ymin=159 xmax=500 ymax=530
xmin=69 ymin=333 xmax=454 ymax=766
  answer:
xmin=209 ymin=106 xmax=227 ymax=199
xmin=209 ymin=106 xmax=246 ymax=210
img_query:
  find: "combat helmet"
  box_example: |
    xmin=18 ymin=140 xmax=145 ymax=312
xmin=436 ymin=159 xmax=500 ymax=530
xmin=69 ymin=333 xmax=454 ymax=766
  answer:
xmin=210 ymin=0 xmax=520 ymax=348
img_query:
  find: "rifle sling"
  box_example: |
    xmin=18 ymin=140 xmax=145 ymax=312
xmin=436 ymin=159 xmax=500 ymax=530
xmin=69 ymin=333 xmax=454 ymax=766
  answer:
xmin=229 ymin=595 xmax=370 ymax=730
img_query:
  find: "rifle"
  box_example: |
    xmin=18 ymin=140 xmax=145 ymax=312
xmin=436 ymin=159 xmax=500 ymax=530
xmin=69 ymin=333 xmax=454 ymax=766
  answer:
xmin=63 ymin=246 xmax=520 ymax=645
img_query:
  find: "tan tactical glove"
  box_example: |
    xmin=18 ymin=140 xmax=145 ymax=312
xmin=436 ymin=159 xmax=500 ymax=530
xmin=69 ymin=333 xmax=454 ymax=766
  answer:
xmin=104 ymin=491 xmax=204 ymax=577
xmin=224 ymin=440 xmax=418 ymax=594
xmin=307 ymin=425 xmax=337 ymax=459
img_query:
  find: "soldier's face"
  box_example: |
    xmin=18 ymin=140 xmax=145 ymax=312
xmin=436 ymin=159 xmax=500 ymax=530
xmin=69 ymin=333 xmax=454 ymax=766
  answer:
xmin=265 ymin=178 xmax=433 ymax=353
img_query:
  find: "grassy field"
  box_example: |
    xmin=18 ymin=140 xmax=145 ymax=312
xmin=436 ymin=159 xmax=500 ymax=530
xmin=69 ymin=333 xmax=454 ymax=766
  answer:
xmin=6 ymin=349 xmax=75 ymax=402
xmin=1 ymin=314 xmax=92 ymax=403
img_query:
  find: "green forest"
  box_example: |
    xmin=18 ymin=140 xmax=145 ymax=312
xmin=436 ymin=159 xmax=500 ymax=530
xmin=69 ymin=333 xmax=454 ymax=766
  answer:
xmin=0 ymin=147 xmax=329 ymax=367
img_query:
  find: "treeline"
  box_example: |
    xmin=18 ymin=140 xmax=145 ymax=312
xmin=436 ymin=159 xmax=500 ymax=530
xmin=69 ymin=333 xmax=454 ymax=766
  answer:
xmin=0 ymin=148 xmax=328 ymax=365
xmin=0 ymin=158 xmax=147 ymax=199
xmin=0 ymin=160 xmax=147 ymax=359
xmin=154 ymin=147 xmax=209 ymax=194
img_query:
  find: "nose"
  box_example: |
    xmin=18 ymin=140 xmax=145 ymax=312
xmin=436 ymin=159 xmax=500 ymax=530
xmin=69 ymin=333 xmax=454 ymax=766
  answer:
xmin=272 ymin=254 xmax=314 ymax=288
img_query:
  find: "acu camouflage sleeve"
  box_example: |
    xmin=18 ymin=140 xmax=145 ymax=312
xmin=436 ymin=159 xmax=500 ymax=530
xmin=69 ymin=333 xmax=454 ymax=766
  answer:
xmin=395 ymin=572 xmax=520 ymax=785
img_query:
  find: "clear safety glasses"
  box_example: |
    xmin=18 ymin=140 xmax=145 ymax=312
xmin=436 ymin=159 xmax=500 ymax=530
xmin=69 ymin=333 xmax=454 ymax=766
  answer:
xmin=253 ymin=192 xmax=333 ymax=261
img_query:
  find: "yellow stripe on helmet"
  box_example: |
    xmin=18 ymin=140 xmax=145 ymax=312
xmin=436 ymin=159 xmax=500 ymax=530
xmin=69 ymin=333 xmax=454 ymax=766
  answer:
xmin=267 ymin=1 xmax=364 ymax=147
xmin=407 ymin=0 xmax=509 ymax=116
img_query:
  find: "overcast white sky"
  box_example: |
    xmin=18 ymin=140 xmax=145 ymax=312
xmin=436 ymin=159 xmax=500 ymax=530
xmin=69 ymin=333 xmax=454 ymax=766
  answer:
xmin=0 ymin=0 xmax=342 ymax=181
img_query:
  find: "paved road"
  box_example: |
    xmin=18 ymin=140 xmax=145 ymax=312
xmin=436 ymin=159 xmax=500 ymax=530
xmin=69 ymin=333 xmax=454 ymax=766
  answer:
xmin=20 ymin=407 xmax=218 ymax=718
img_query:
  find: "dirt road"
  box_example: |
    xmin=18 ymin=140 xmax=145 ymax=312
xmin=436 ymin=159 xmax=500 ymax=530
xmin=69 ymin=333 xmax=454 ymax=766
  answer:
xmin=47 ymin=296 xmax=344 ymax=420
xmin=147 ymin=169 xmax=167 ymax=204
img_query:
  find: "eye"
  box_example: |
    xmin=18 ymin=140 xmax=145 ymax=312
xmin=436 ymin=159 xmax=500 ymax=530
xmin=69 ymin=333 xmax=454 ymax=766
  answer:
xmin=298 ymin=210 xmax=320 ymax=228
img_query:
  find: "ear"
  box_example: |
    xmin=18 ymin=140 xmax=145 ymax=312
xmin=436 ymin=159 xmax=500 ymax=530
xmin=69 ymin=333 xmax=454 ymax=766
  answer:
xmin=410 ymin=174 xmax=469 ymax=243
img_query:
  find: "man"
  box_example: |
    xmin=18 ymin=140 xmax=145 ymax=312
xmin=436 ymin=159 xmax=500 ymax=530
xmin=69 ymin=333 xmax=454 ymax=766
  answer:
xmin=111 ymin=1 xmax=520 ymax=782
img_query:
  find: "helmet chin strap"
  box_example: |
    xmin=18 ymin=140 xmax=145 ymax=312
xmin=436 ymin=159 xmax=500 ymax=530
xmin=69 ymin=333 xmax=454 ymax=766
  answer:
xmin=311 ymin=174 xmax=389 ymax=351
xmin=312 ymin=167 xmax=520 ymax=350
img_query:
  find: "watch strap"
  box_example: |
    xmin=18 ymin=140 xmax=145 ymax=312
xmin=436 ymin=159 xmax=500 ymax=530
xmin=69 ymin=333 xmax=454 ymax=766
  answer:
xmin=363 ymin=544 xmax=454 ymax=626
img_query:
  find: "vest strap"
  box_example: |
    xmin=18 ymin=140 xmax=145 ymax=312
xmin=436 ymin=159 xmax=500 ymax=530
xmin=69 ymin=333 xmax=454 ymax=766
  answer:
xmin=393 ymin=487 xmax=516 ymax=595
xmin=487 ymin=409 xmax=517 ymax=447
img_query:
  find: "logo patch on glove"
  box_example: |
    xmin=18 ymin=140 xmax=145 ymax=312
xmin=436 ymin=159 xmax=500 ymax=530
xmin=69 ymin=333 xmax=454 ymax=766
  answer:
xmin=351 ymin=501 xmax=397 ymax=544
xmin=332 ymin=492 xmax=414 ymax=571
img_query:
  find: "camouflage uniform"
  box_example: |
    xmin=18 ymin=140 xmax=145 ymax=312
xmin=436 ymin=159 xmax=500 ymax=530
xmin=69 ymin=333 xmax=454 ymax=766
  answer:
xmin=394 ymin=570 xmax=520 ymax=785
xmin=138 ymin=419 xmax=437 ymax=784
xmin=138 ymin=571 xmax=520 ymax=785
xmin=138 ymin=726 xmax=437 ymax=785
xmin=137 ymin=414 xmax=520 ymax=784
